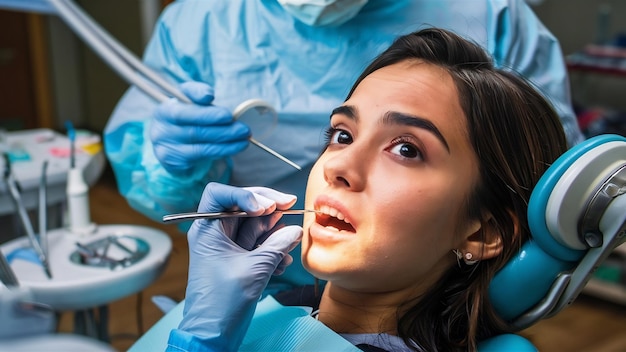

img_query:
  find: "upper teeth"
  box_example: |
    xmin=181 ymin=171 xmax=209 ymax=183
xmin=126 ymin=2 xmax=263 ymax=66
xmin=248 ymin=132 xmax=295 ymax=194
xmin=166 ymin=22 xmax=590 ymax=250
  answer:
xmin=318 ymin=205 xmax=350 ymax=224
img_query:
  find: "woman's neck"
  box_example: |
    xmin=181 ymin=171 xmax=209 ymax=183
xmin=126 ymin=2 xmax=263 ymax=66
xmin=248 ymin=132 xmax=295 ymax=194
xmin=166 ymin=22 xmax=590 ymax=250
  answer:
xmin=317 ymin=282 xmax=421 ymax=335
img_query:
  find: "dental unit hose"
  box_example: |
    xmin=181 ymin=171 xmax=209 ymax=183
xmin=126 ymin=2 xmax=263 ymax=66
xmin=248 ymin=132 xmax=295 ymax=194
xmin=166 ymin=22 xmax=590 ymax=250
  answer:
xmin=66 ymin=122 xmax=95 ymax=236
xmin=3 ymin=154 xmax=52 ymax=279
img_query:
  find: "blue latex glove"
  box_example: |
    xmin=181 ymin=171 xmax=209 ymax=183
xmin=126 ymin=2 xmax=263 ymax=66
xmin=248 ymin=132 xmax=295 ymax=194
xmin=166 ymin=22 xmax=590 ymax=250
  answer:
xmin=176 ymin=183 xmax=303 ymax=352
xmin=151 ymin=81 xmax=251 ymax=174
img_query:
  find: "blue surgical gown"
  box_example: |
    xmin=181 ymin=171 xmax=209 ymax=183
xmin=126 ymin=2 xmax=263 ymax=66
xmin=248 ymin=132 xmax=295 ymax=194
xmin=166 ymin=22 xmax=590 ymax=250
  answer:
xmin=104 ymin=0 xmax=584 ymax=289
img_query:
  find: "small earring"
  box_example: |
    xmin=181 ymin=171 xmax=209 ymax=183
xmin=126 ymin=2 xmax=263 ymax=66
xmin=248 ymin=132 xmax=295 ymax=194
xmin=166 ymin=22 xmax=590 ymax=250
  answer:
xmin=464 ymin=252 xmax=478 ymax=265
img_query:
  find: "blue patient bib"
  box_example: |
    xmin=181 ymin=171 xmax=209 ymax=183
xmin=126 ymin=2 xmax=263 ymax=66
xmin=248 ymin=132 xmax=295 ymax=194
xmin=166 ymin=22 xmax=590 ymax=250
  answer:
xmin=129 ymin=296 xmax=360 ymax=351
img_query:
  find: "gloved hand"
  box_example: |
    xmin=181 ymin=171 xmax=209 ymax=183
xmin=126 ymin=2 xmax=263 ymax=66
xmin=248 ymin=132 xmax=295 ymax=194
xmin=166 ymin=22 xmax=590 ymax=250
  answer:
xmin=151 ymin=81 xmax=251 ymax=174
xmin=178 ymin=182 xmax=303 ymax=352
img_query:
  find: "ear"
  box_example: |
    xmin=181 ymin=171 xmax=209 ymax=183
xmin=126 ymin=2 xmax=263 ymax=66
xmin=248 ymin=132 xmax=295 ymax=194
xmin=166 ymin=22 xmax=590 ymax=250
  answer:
xmin=462 ymin=215 xmax=505 ymax=261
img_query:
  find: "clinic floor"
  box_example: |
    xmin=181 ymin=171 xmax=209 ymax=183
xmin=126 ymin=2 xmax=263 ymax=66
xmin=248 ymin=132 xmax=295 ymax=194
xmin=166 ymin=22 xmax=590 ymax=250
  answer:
xmin=56 ymin=166 xmax=626 ymax=352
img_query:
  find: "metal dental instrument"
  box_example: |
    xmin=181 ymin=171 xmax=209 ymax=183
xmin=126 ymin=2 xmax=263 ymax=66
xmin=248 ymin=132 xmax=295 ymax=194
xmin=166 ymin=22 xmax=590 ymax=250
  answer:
xmin=48 ymin=0 xmax=301 ymax=170
xmin=2 ymin=154 xmax=52 ymax=279
xmin=72 ymin=236 xmax=150 ymax=270
xmin=39 ymin=160 xmax=49 ymax=262
xmin=163 ymin=209 xmax=318 ymax=224
xmin=0 ymin=249 xmax=19 ymax=288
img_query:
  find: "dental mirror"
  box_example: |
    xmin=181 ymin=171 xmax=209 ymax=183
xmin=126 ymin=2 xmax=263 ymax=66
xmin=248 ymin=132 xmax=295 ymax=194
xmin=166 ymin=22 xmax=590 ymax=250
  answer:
xmin=233 ymin=99 xmax=301 ymax=170
xmin=233 ymin=99 xmax=277 ymax=142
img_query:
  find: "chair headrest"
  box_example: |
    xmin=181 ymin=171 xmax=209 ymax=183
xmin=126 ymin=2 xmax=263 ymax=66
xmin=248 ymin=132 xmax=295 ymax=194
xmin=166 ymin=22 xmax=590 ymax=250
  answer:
xmin=489 ymin=134 xmax=626 ymax=328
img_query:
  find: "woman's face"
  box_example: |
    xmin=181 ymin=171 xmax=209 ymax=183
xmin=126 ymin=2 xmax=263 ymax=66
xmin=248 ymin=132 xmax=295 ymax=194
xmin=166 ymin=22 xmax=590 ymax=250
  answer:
xmin=302 ymin=60 xmax=482 ymax=294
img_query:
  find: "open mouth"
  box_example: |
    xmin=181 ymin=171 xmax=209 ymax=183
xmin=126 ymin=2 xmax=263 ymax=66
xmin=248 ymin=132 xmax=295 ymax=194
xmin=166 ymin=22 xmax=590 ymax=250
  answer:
xmin=315 ymin=210 xmax=356 ymax=233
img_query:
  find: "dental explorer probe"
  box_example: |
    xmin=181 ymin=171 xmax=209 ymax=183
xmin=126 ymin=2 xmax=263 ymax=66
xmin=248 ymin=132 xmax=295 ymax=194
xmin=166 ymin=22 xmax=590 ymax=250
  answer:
xmin=163 ymin=209 xmax=318 ymax=224
xmin=2 ymin=154 xmax=52 ymax=279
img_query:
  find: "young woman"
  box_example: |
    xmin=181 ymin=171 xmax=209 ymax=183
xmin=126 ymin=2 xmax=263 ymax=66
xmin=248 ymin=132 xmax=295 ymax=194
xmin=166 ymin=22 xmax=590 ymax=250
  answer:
xmin=166 ymin=28 xmax=569 ymax=352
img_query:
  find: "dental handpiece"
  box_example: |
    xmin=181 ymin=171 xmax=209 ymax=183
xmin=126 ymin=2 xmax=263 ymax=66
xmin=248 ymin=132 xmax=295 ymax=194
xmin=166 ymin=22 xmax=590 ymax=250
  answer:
xmin=39 ymin=161 xmax=48 ymax=263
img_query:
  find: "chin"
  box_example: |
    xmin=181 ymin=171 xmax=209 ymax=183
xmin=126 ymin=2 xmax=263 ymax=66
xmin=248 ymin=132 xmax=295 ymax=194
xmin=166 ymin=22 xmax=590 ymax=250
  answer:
xmin=301 ymin=245 xmax=336 ymax=279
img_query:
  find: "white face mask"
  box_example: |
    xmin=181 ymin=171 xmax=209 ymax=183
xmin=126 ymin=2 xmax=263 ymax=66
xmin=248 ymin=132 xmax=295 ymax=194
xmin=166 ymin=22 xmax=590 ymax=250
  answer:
xmin=278 ymin=0 xmax=369 ymax=27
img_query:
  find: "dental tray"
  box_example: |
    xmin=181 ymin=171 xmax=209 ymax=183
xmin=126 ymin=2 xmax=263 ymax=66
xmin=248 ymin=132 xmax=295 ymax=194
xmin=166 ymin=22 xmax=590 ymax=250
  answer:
xmin=70 ymin=235 xmax=150 ymax=270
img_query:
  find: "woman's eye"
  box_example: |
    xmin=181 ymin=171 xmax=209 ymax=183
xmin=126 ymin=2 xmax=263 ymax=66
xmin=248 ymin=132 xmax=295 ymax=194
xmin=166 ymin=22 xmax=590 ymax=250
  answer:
xmin=388 ymin=140 xmax=423 ymax=160
xmin=325 ymin=128 xmax=353 ymax=145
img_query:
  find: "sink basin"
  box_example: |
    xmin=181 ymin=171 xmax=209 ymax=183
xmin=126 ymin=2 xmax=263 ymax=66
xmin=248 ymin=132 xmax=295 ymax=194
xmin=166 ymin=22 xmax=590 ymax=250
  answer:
xmin=0 ymin=224 xmax=172 ymax=311
xmin=1 ymin=334 xmax=115 ymax=352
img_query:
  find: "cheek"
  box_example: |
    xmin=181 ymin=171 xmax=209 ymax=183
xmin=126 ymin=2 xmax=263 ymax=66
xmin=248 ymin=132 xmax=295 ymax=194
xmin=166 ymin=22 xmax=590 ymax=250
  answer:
xmin=374 ymin=210 xmax=449 ymax=262
xmin=366 ymin=187 xmax=469 ymax=269
xmin=346 ymin=216 xmax=458 ymax=290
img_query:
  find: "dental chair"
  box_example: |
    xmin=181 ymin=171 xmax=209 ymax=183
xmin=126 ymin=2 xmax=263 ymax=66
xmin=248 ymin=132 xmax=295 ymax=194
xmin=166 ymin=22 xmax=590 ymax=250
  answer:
xmin=0 ymin=0 xmax=619 ymax=345
xmin=127 ymin=133 xmax=626 ymax=351
xmin=482 ymin=133 xmax=626 ymax=350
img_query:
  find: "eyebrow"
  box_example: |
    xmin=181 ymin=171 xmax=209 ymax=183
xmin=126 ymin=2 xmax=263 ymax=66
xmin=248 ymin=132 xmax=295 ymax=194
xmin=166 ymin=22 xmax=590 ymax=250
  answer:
xmin=331 ymin=105 xmax=358 ymax=121
xmin=330 ymin=105 xmax=450 ymax=152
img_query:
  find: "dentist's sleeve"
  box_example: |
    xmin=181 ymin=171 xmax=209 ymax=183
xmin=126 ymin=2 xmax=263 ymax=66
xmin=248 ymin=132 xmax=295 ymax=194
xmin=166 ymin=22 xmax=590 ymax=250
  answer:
xmin=103 ymin=5 xmax=230 ymax=229
xmin=166 ymin=330 xmax=210 ymax=352
xmin=488 ymin=0 xmax=584 ymax=147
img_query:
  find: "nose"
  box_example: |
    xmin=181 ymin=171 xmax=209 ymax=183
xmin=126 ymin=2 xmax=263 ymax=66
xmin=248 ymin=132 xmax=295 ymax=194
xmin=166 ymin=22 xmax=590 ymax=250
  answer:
xmin=322 ymin=145 xmax=366 ymax=191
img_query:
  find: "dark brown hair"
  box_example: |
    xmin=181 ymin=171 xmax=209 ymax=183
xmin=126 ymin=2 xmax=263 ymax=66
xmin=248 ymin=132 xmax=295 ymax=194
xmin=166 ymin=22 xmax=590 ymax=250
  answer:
xmin=346 ymin=27 xmax=568 ymax=351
